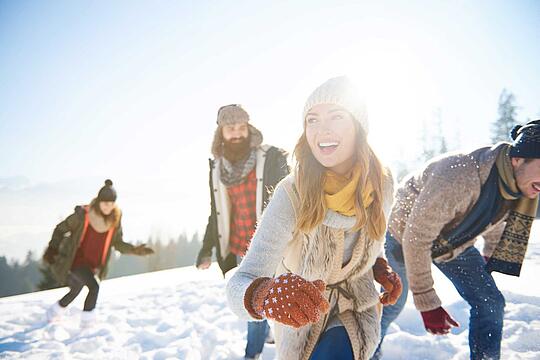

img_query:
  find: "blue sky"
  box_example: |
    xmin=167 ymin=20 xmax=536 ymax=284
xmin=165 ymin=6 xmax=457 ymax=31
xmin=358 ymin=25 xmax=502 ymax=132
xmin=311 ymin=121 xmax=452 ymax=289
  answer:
xmin=0 ymin=0 xmax=539 ymax=258
xmin=1 ymin=0 xmax=539 ymax=182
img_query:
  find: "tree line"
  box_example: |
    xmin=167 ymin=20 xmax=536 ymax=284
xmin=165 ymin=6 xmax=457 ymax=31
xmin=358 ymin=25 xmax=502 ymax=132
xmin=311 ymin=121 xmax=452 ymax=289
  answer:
xmin=0 ymin=233 xmax=203 ymax=298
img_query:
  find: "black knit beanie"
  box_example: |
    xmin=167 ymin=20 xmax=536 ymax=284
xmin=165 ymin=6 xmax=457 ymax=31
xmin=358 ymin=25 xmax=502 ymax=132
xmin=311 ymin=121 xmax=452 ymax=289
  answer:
xmin=97 ymin=179 xmax=117 ymax=202
xmin=509 ymin=119 xmax=540 ymax=159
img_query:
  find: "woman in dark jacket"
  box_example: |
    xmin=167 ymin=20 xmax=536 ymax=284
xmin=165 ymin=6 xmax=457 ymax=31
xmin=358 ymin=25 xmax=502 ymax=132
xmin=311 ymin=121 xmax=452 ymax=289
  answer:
xmin=43 ymin=180 xmax=153 ymax=326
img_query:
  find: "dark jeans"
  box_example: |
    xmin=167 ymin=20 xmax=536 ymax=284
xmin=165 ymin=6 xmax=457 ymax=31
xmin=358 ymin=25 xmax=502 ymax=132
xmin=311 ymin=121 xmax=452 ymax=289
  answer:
xmin=375 ymin=233 xmax=505 ymax=360
xmin=237 ymin=255 xmax=270 ymax=358
xmin=58 ymin=266 xmax=100 ymax=312
xmin=373 ymin=233 xmax=409 ymax=359
xmin=245 ymin=320 xmax=270 ymax=358
xmin=310 ymin=326 xmax=353 ymax=360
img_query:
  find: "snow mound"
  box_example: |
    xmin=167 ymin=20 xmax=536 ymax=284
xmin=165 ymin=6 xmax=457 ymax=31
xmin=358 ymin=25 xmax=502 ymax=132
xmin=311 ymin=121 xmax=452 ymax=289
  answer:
xmin=1 ymin=221 xmax=539 ymax=359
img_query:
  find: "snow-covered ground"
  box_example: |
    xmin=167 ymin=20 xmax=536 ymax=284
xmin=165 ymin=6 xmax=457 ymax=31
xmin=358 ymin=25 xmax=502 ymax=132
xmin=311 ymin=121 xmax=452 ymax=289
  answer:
xmin=1 ymin=222 xmax=539 ymax=360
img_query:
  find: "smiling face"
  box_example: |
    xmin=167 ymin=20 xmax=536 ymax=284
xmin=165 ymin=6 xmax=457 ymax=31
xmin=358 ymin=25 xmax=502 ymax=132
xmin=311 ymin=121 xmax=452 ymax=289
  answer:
xmin=305 ymin=104 xmax=357 ymax=175
xmin=512 ymin=157 xmax=540 ymax=199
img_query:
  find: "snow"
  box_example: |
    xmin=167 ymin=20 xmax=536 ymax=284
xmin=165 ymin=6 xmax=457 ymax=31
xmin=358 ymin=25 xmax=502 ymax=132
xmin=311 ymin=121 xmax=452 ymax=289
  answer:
xmin=0 ymin=266 xmax=270 ymax=360
xmin=0 ymin=222 xmax=539 ymax=359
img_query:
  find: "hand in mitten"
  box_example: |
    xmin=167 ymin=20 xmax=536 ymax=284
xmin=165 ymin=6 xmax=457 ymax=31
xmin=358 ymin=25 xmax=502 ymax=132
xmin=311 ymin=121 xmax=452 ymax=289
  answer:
xmin=244 ymin=273 xmax=330 ymax=328
xmin=373 ymin=257 xmax=403 ymax=305
xmin=43 ymin=247 xmax=58 ymax=264
xmin=421 ymin=306 xmax=460 ymax=335
xmin=131 ymin=244 xmax=154 ymax=256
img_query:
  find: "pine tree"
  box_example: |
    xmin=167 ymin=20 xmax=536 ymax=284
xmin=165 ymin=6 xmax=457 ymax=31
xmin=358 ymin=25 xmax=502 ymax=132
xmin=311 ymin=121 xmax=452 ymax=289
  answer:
xmin=20 ymin=251 xmax=41 ymax=292
xmin=37 ymin=263 xmax=61 ymax=291
xmin=491 ymin=89 xmax=518 ymax=143
xmin=147 ymin=236 xmax=163 ymax=272
xmin=163 ymin=238 xmax=177 ymax=269
xmin=419 ymin=109 xmax=449 ymax=164
xmin=0 ymin=252 xmax=44 ymax=297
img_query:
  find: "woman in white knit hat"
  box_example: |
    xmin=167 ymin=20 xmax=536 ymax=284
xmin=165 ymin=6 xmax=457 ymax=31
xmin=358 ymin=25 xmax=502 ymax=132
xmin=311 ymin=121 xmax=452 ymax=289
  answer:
xmin=226 ymin=77 xmax=402 ymax=360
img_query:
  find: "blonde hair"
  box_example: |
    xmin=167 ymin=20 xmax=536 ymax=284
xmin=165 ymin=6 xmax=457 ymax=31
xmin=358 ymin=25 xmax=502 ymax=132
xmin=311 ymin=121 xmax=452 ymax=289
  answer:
xmin=293 ymin=122 xmax=388 ymax=239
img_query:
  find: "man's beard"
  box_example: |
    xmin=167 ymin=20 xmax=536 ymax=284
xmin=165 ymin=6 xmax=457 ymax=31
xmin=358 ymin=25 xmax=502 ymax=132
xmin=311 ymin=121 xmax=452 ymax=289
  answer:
xmin=223 ymin=136 xmax=251 ymax=163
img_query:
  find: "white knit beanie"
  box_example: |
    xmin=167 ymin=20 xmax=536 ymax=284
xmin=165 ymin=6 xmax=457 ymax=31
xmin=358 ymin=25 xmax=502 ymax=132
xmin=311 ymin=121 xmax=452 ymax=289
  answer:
xmin=303 ymin=76 xmax=368 ymax=134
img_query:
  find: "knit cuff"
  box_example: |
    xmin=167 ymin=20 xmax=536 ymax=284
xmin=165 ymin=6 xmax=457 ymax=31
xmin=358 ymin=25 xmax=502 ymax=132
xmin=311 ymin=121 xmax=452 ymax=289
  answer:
xmin=373 ymin=257 xmax=391 ymax=282
xmin=412 ymin=288 xmax=442 ymax=312
xmin=243 ymin=277 xmax=272 ymax=320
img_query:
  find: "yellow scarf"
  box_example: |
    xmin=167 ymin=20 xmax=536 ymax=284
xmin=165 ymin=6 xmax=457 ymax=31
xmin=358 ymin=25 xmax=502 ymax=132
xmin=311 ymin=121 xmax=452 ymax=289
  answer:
xmin=324 ymin=164 xmax=374 ymax=216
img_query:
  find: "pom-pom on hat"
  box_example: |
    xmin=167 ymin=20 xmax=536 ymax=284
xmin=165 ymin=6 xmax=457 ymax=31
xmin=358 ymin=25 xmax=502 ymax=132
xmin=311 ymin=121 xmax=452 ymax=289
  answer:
xmin=97 ymin=179 xmax=117 ymax=202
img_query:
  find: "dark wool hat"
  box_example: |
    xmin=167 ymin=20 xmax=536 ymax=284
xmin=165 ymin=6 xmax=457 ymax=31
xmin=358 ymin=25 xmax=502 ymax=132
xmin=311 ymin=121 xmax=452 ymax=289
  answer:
xmin=509 ymin=119 xmax=540 ymax=159
xmin=97 ymin=179 xmax=117 ymax=202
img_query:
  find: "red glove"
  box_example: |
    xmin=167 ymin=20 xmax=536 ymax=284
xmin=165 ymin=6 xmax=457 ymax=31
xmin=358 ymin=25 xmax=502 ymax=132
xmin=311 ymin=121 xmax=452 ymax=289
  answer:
xmin=244 ymin=273 xmax=330 ymax=328
xmin=373 ymin=258 xmax=403 ymax=305
xmin=43 ymin=247 xmax=58 ymax=264
xmin=421 ymin=307 xmax=460 ymax=335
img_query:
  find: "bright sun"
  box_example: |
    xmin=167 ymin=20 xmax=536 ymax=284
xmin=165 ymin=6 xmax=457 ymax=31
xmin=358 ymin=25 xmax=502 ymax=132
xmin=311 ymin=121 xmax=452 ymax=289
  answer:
xmin=339 ymin=46 xmax=442 ymax=166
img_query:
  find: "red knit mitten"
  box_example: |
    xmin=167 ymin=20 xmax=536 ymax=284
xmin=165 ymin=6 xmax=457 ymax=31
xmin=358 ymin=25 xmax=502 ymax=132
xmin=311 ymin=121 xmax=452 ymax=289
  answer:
xmin=373 ymin=258 xmax=403 ymax=305
xmin=421 ymin=306 xmax=460 ymax=335
xmin=244 ymin=273 xmax=330 ymax=328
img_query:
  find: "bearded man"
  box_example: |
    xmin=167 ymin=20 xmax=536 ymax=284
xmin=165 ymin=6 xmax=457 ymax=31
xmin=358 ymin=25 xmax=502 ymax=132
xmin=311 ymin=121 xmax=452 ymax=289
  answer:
xmin=196 ymin=104 xmax=289 ymax=360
